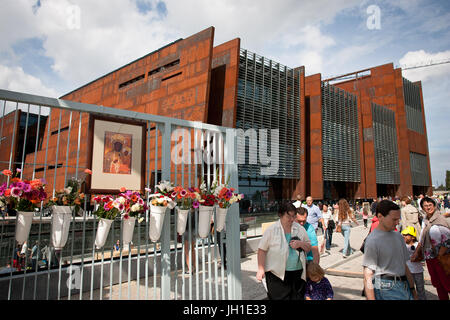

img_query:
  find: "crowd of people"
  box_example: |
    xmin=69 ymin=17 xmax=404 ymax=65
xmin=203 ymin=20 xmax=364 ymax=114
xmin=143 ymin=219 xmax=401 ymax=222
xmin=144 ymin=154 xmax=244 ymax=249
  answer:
xmin=256 ymin=194 xmax=450 ymax=300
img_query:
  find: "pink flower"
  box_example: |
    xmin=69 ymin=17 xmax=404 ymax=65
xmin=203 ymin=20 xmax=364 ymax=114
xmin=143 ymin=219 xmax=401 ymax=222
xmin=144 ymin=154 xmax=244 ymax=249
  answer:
xmin=193 ymin=201 xmax=200 ymax=209
xmin=11 ymin=187 xmax=22 ymax=198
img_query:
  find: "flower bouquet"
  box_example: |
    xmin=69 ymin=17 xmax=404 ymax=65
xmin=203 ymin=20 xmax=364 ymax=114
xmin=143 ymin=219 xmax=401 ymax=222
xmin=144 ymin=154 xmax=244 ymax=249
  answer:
xmin=196 ymin=178 xmax=218 ymax=238
xmin=148 ymin=181 xmax=177 ymax=242
xmin=92 ymin=195 xmax=122 ymax=249
xmin=214 ymin=184 xmax=244 ymax=232
xmin=118 ymin=188 xmax=147 ymax=250
xmin=171 ymin=186 xmax=197 ymax=235
xmin=1 ymin=168 xmax=47 ymax=244
xmin=46 ymin=177 xmax=86 ymax=250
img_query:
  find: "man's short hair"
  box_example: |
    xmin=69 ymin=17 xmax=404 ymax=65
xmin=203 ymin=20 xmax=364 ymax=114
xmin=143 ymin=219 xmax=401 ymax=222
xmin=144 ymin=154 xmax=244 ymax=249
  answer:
xmin=296 ymin=207 xmax=308 ymax=216
xmin=376 ymin=200 xmax=400 ymax=217
xmin=420 ymin=196 xmax=436 ymax=209
xmin=278 ymin=202 xmax=297 ymax=216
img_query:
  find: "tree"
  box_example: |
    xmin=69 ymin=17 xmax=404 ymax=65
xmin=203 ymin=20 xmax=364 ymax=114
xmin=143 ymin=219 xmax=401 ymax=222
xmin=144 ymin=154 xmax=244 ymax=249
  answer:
xmin=446 ymin=170 xmax=450 ymax=190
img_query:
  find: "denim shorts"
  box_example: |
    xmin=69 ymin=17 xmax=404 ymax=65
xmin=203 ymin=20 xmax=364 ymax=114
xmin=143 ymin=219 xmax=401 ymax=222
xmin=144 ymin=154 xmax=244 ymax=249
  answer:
xmin=373 ymin=278 xmax=413 ymax=300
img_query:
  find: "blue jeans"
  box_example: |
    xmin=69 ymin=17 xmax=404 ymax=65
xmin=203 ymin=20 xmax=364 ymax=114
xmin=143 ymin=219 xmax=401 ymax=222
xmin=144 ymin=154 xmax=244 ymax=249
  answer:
xmin=325 ymin=228 xmax=333 ymax=250
xmin=373 ymin=279 xmax=414 ymax=300
xmin=341 ymin=224 xmax=352 ymax=256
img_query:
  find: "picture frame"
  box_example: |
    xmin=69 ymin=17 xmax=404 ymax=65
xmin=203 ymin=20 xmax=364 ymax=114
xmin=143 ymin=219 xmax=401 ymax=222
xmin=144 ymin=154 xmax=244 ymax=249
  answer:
xmin=86 ymin=115 xmax=146 ymax=194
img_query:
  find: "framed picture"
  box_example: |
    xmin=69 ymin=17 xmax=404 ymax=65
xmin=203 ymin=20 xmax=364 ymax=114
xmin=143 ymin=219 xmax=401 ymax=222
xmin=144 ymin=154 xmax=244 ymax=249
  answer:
xmin=86 ymin=116 xmax=146 ymax=194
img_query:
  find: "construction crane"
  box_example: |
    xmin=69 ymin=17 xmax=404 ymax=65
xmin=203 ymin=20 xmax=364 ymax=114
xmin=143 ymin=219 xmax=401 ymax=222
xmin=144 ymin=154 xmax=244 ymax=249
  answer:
xmin=323 ymin=58 xmax=450 ymax=82
xmin=398 ymin=58 xmax=450 ymax=70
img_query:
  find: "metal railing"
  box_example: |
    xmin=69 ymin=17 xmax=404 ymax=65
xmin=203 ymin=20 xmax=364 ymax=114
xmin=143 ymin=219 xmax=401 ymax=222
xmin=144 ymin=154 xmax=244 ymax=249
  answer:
xmin=0 ymin=88 xmax=241 ymax=300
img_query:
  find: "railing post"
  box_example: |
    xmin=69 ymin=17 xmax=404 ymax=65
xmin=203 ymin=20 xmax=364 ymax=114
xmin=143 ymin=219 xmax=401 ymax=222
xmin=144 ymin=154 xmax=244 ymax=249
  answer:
xmin=160 ymin=121 xmax=172 ymax=300
xmin=225 ymin=128 xmax=242 ymax=300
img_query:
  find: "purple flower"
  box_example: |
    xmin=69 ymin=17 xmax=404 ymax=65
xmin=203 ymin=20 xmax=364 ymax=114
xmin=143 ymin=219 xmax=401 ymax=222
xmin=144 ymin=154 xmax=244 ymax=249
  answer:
xmin=104 ymin=203 xmax=111 ymax=211
xmin=15 ymin=181 xmax=25 ymax=190
xmin=226 ymin=191 xmax=233 ymax=198
xmin=0 ymin=183 xmax=6 ymax=196
xmin=23 ymin=183 xmax=32 ymax=193
xmin=39 ymin=191 xmax=47 ymax=201
xmin=193 ymin=201 xmax=199 ymax=209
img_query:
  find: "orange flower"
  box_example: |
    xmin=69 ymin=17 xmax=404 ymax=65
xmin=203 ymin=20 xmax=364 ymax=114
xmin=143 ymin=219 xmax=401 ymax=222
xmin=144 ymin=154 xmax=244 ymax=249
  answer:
xmin=4 ymin=189 xmax=10 ymax=196
xmin=2 ymin=169 xmax=12 ymax=176
xmin=120 ymin=187 xmax=127 ymax=193
xmin=84 ymin=169 xmax=92 ymax=175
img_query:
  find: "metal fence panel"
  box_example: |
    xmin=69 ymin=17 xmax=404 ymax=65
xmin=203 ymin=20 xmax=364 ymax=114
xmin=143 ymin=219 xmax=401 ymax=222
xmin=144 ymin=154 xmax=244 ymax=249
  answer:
xmin=0 ymin=88 xmax=241 ymax=300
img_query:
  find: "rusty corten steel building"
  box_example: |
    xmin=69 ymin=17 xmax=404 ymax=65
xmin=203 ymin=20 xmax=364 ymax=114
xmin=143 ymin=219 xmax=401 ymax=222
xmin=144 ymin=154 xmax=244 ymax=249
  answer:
xmin=2 ymin=26 xmax=432 ymax=206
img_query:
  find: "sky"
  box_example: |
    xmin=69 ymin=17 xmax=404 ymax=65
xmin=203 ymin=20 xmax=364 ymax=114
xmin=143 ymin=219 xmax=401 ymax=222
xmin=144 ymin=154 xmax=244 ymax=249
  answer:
xmin=0 ymin=0 xmax=449 ymax=187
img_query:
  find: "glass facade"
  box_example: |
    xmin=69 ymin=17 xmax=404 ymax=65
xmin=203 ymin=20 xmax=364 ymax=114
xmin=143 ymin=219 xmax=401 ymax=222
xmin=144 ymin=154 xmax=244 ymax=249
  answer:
xmin=236 ymin=48 xmax=301 ymax=212
xmin=372 ymin=103 xmax=400 ymax=185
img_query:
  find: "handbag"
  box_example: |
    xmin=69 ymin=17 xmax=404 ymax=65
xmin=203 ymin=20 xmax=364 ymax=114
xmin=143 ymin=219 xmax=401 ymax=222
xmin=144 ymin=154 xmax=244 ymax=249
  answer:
xmin=360 ymin=228 xmax=373 ymax=253
xmin=328 ymin=219 xmax=336 ymax=230
xmin=410 ymin=245 xmax=424 ymax=262
xmin=437 ymin=253 xmax=450 ymax=276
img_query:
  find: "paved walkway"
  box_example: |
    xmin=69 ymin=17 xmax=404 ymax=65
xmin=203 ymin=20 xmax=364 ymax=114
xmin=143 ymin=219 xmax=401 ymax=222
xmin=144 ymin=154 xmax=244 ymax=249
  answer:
xmin=62 ymin=219 xmax=439 ymax=300
xmin=241 ymin=220 xmax=439 ymax=300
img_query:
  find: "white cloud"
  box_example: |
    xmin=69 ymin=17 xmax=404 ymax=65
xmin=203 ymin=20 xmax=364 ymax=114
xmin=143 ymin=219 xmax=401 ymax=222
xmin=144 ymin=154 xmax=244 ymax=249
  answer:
xmin=400 ymin=50 xmax=450 ymax=82
xmin=0 ymin=64 xmax=58 ymax=97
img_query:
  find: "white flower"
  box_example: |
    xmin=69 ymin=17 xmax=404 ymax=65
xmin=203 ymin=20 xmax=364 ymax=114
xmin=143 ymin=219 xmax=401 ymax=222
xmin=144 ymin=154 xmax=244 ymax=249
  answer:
xmin=64 ymin=187 xmax=72 ymax=194
xmin=157 ymin=180 xmax=174 ymax=193
xmin=131 ymin=203 xmax=141 ymax=212
xmin=118 ymin=196 xmax=126 ymax=204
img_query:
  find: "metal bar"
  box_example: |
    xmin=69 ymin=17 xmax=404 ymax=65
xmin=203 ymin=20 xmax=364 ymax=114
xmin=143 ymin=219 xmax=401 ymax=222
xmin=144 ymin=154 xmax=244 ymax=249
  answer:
xmin=160 ymin=121 xmax=172 ymax=300
xmin=63 ymin=111 xmax=73 ymax=186
xmin=19 ymin=104 xmax=30 ymax=178
xmin=0 ymin=89 xmax=230 ymax=134
xmin=32 ymin=106 xmax=42 ymax=179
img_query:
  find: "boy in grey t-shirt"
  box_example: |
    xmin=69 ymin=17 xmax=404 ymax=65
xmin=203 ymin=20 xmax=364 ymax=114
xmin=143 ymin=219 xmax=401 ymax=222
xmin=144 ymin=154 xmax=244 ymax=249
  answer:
xmin=362 ymin=200 xmax=418 ymax=300
xmin=363 ymin=229 xmax=410 ymax=277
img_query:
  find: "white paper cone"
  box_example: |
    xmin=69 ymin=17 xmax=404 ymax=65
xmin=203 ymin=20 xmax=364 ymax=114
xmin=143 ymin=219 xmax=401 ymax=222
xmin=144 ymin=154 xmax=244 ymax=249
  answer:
xmin=198 ymin=205 xmax=214 ymax=238
xmin=16 ymin=211 xmax=34 ymax=245
xmin=122 ymin=216 xmax=136 ymax=246
xmin=50 ymin=206 xmax=72 ymax=250
xmin=215 ymin=207 xmax=228 ymax=232
xmin=149 ymin=205 xmax=167 ymax=242
xmin=177 ymin=209 xmax=190 ymax=235
xmin=95 ymin=218 xmax=113 ymax=249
